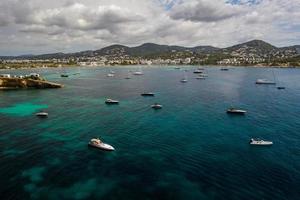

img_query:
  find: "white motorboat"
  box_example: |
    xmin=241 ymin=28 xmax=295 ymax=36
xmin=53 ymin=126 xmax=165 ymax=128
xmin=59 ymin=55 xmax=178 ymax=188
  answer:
xmin=36 ymin=112 xmax=48 ymax=117
xmin=105 ymin=99 xmax=119 ymax=104
xmin=133 ymin=71 xmax=143 ymax=75
xmin=180 ymin=79 xmax=188 ymax=83
xmin=256 ymin=79 xmax=276 ymax=85
xmin=196 ymin=76 xmax=205 ymax=79
xmin=249 ymin=138 xmax=273 ymax=146
xmin=107 ymin=73 xmax=114 ymax=77
xmin=88 ymin=138 xmax=115 ymax=151
xmin=199 ymin=73 xmax=208 ymax=77
xmin=151 ymin=103 xmax=163 ymax=109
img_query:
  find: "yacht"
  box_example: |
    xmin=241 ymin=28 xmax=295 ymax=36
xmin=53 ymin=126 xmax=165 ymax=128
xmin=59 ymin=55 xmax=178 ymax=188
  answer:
xmin=227 ymin=108 xmax=247 ymax=114
xmin=151 ymin=103 xmax=163 ymax=109
xmin=255 ymin=79 xmax=276 ymax=85
xmin=141 ymin=92 xmax=155 ymax=97
xmin=36 ymin=112 xmax=48 ymax=117
xmin=105 ymin=99 xmax=119 ymax=104
xmin=249 ymin=138 xmax=273 ymax=146
xmin=107 ymin=73 xmax=114 ymax=77
xmin=88 ymin=138 xmax=115 ymax=151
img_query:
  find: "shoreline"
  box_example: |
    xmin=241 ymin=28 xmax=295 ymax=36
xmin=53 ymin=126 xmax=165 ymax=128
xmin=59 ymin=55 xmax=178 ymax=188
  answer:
xmin=1 ymin=64 xmax=299 ymax=71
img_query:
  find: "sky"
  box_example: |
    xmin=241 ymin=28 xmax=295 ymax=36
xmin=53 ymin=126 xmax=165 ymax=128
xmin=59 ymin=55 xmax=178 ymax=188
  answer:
xmin=0 ymin=0 xmax=299 ymax=56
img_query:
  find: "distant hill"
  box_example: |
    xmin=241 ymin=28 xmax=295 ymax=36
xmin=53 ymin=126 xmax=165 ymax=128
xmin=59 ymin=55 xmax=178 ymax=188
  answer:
xmin=1 ymin=40 xmax=299 ymax=60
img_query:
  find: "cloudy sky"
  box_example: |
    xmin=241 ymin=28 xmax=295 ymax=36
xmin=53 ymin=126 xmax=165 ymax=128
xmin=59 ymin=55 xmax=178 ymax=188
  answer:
xmin=0 ymin=0 xmax=299 ymax=55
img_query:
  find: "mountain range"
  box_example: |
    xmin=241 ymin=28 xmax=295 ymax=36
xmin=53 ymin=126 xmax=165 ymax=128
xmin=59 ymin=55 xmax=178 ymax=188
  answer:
xmin=1 ymin=40 xmax=300 ymax=60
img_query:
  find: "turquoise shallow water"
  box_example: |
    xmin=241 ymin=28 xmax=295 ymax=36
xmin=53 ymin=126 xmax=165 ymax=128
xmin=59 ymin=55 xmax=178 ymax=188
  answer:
xmin=0 ymin=66 xmax=300 ymax=200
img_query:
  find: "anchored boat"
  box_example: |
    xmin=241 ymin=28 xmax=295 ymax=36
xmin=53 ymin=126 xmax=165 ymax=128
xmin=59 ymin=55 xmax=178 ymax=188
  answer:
xmin=88 ymin=138 xmax=115 ymax=151
xmin=105 ymin=99 xmax=119 ymax=104
xmin=227 ymin=108 xmax=247 ymax=115
xmin=141 ymin=92 xmax=155 ymax=97
xmin=249 ymin=138 xmax=273 ymax=146
xmin=256 ymin=79 xmax=276 ymax=85
xmin=151 ymin=103 xmax=163 ymax=109
xmin=36 ymin=112 xmax=48 ymax=117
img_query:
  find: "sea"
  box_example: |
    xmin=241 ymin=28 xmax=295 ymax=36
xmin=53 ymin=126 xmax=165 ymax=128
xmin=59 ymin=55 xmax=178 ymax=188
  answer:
xmin=0 ymin=66 xmax=300 ymax=200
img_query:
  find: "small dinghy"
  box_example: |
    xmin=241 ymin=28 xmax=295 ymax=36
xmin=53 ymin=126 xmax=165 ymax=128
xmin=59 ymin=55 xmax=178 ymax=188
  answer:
xmin=105 ymin=99 xmax=119 ymax=104
xmin=151 ymin=103 xmax=163 ymax=109
xmin=249 ymin=138 xmax=273 ymax=146
xmin=36 ymin=112 xmax=48 ymax=117
xmin=227 ymin=108 xmax=247 ymax=115
xmin=88 ymin=138 xmax=115 ymax=151
xmin=141 ymin=92 xmax=155 ymax=97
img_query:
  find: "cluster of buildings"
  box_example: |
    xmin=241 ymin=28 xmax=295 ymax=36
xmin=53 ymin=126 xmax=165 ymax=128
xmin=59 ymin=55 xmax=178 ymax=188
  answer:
xmin=0 ymin=73 xmax=41 ymax=80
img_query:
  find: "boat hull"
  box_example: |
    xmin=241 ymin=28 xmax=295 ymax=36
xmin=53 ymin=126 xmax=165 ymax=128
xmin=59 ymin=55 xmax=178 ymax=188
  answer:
xmin=88 ymin=143 xmax=115 ymax=151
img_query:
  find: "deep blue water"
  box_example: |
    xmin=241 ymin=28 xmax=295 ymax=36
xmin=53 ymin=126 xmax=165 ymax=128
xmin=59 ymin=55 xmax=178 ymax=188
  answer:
xmin=0 ymin=66 xmax=300 ymax=200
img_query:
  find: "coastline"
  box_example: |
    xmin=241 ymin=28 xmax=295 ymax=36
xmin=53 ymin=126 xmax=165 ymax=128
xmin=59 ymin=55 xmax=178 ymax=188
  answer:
xmin=0 ymin=64 xmax=299 ymax=71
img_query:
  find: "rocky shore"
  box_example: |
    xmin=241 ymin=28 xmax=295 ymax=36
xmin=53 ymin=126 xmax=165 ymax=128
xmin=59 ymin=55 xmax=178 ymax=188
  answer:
xmin=0 ymin=77 xmax=63 ymax=90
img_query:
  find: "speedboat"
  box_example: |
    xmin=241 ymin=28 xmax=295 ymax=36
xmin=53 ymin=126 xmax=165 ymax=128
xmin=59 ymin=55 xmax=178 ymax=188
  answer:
xmin=249 ymin=138 xmax=273 ymax=146
xmin=151 ymin=103 xmax=163 ymax=109
xmin=36 ymin=112 xmax=48 ymax=117
xmin=141 ymin=92 xmax=155 ymax=97
xmin=256 ymin=79 xmax=276 ymax=85
xmin=61 ymin=74 xmax=69 ymax=77
xmin=180 ymin=79 xmax=187 ymax=83
xmin=193 ymin=69 xmax=203 ymax=74
xmin=88 ymin=138 xmax=115 ymax=151
xmin=105 ymin=99 xmax=119 ymax=104
xmin=227 ymin=108 xmax=247 ymax=114
xmin=107 ymin=73 xmax=114 ymax=77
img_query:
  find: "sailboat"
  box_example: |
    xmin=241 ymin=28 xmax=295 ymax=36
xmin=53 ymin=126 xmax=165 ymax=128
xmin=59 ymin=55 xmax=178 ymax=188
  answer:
xmin=125 ymin=70 xmax=131 ymax=79
xmin=273 ymin=69 xmax=285 ymax=89
xmin=256 ymin=69 xmax=276 ymax=85
xmin=180 ymin=70 xmax=188 ymax=83
xmin=133 ymin=66 xmax=144 ymax=75
xmin=61 ymin=68 xmax=69 ymax=77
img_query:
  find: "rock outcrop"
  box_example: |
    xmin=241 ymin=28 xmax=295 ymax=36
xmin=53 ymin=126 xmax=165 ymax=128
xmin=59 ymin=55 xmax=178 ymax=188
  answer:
xmin=0 ymin=77 xmax=63 ymax=90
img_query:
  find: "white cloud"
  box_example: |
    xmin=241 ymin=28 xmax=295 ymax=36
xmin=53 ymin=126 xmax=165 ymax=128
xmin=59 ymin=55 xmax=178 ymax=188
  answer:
xmin=0 ymin=0 xmax=299 ymax=55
